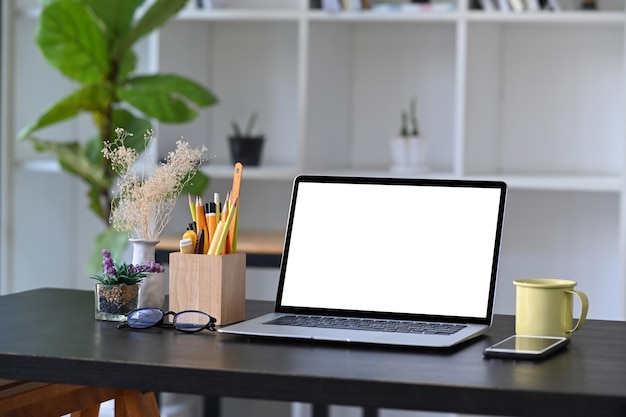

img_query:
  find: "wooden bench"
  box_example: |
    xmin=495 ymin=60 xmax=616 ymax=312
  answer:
xmin=0 ymin=379 xmax=160 ymax=417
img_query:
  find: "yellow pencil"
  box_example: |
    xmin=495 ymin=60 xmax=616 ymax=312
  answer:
xmin=207 ymin=221 xmax=225 ymax=255
xmin=188 ymin=193 xmax=196 ymax=223
xmin=213 ymin=198 xmax=238 ymax=256
xmin=195 ymin=197 xmax=209 ymax=254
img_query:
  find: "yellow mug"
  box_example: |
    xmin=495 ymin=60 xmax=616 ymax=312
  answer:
xmin=513 ymin=278 xmax=589 ymax=338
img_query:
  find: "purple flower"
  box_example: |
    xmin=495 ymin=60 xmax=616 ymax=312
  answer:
xmin=101 ymin=249 xmax=116 ymax=277
xmin=91 ymin=248 xmax=164 ymax=285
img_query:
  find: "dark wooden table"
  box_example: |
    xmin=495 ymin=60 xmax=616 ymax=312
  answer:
xmin=1 ymin=288 xmax=626 ymax=417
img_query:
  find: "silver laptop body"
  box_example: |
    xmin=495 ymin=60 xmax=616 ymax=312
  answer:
xmin=219 ymin=175 xmax=507 ymax=348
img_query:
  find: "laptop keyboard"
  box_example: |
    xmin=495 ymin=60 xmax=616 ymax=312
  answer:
xmin=265 ymin=315 xmax=467 ymax=335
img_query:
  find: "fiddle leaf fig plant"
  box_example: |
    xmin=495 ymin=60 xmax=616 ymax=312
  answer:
xmin=19 ymin=0 xmax=218 ymax=270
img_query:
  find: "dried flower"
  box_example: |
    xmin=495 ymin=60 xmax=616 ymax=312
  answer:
xmin=91 ymin=249 xmax=164 ymax=285
xmin=103 ymin=128 xmax=208 ymax=240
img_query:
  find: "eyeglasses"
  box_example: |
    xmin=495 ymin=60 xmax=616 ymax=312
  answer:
xmin=118 ymin=308 xmax=216 ymax=333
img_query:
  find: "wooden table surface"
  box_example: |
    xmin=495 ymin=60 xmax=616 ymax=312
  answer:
xmin=2 ymin=288 xmax=626 ymax=417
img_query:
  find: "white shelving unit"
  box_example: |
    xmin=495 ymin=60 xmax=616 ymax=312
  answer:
xmin=3 ymin=0 xmax=626 ymax=320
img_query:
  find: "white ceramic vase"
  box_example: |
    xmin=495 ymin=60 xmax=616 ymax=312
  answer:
xmin=130 ymin=239 xmax=165 ymax=310
xmin=389 ymin=136 xmax=428 ymax=173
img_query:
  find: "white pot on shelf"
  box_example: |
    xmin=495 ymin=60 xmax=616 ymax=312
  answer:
xmin=389 ymin=136 xmax=428 ymax=173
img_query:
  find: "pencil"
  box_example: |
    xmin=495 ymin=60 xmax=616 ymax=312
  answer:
xmin=214 ymin=193 xmax=221 ymax=222
xmin=188 ymin=193 xmax=196 ymax=223
xmin=207 ymin=203 xmax=217 ymax=247
xmin=207 ymin=221 xmax=225 ymax=255
xmin=195 ymin=196 xmax=209 ymax=254
xmin=213 ymin=198 xmax=238 ymax=256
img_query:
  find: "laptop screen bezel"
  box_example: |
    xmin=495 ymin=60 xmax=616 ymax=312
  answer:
xmin=274 ymin=175 xmax=507 ymax=326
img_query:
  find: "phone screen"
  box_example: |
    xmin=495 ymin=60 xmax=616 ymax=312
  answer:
xmin=492 ymin=335 xmax=563 ymax=352
xmin=484 ymin=335 xmax=569 ymax=359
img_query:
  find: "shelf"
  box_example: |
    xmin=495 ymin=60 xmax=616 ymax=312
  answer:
xmin=18 ymin=158 xmax=621 ymax=192
xmin=177 ymin=7 xmax=625 ymax=24
xmin=465 ymin=10 xmax=626 ymax=23
xmin=307 ymin=9 xmax=458 ymax=22
xmin=202 ymin=164 xmax=299 ymax=181
xmin=177 ymin=8 xmax=302 ymax=21
xmin=463 ymin=174 xmax=623 ymax=192
xmin=299 ymin=168 xmax=623 ymax=192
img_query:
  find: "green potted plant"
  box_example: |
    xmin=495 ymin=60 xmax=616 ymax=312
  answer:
xmin=390 ymin=96 xmax=428 ymax=173
xmin=18 ymin=0 xmax=217 ymax=269
xmin=92 ymin=248 xmax=164 ymax=321
xmin=228 ymin=112 xmax=264 ymax=166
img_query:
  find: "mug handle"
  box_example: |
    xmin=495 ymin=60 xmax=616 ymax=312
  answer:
xmin=566 ymin=290 xmax=589 ymax=333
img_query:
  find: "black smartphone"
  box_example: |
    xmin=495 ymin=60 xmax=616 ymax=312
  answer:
xmin=483 ymin=335 xmax=569 ymax=360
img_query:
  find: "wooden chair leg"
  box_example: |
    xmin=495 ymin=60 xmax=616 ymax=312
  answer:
xmin=115 ymin=397 xmax=128 ymax=417
xmin=0 ymin=379 xmax=161 ymax=417
xmin=0 ymin=380 xmax=121 ymax=417
xmin=120 ymin=390 xmax=160 ymax=417
xmin=70 ymin=403 xmax=101 ymax=417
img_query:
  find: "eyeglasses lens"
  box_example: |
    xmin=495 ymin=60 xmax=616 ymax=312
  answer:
xmin=173 ymin=311 xmax=212 ymax=332
xmin=128 ymin=308 xmax=163 ymax=329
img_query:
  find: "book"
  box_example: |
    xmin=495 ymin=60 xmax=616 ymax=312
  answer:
xmin=497 ymin=0 xmax=512 ymax=11
xmin=477 ymin=0 xmax=496 ymax=11
xmin=525 ymin=0 xmax=540 ymax=11
xmin=546 ymin=0 xmax=561 ymax=11
xmin=322 ymin=0 xmax=342 ymax=11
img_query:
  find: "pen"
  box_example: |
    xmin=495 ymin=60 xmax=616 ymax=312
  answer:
xmin=194 ymin=229 xmax=205 ymax=254
xmin=214 ymin=193 xmax=221 ymax=222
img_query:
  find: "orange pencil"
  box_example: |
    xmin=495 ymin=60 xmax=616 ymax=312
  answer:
xmin=207 ymin=210 xmax=217 ymax=248
xmin=195 ymin=197 xmax=209 ymax=254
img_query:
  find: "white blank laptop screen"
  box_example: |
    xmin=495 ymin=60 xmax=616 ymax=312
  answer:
xmin=280 ymin=181 xmax=503 ymax=319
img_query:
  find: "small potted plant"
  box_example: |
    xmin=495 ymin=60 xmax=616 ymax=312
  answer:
xmin=91 ymin=249 xmax=164 ymax=322
xmin=228 ymin=112 xmax=264 ymax=166
xmin=390 ymin=97 xmax=428 ymax=172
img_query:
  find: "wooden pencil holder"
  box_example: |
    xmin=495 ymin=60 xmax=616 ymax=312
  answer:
xmin=168 ymin=252 xmax=246 ymax=326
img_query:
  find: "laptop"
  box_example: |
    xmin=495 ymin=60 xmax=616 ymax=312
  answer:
xmin=219 ymin=175 xmax=507 ymax=348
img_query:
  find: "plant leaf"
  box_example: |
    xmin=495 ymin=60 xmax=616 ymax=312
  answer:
xmin=84 ymin=136 xmax=104 ymax=164
xmin=18 ymin=84 xmax=110 ymax=138
xmin=24 ymin=138 xmax=109 ymax=190
xmin=113 ymin=0 xmax=187 ymax=58
xmin=84 ymin=0 xmax=142 ymax=42
xmin=118 ymin=74 xmax=218 ymax=123
xmin=110 ymin=108 xmax=152 ymax=152
xmin=84 ymin=0 xmax=141 ymax=78
xmin=88 ymin=229 xmax=129 ymax=275
xmin=182 ymin=171 xmax=210 ymax=197
xmin=36 ymin=0 xmax=110 ymax=84
xmin=87 ymin=184 xmax=107 ymax=221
